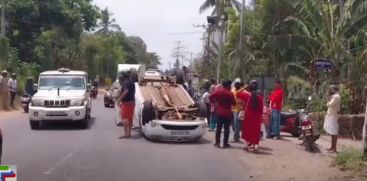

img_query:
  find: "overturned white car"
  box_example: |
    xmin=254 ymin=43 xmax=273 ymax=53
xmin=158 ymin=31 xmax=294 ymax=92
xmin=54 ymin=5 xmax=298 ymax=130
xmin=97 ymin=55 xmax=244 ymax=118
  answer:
xmin=132 ymin=73 xmax=208 ymax=142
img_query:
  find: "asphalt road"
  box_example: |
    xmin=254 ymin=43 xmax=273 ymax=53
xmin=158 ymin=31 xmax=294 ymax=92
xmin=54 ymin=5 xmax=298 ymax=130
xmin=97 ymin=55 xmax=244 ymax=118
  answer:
xmin=0 ymin=96 xmax=250 ymax=181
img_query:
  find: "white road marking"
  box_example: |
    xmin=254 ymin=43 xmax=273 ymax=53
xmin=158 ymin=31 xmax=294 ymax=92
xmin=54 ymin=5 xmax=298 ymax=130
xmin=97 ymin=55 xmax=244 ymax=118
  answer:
xmin=44 ymin=152 xmax=74 ymax=175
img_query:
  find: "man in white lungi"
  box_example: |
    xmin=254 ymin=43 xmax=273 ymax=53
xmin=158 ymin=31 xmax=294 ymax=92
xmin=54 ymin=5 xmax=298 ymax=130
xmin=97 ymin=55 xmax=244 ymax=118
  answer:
xmin=323 ymin=85 xmax=341 ymax=153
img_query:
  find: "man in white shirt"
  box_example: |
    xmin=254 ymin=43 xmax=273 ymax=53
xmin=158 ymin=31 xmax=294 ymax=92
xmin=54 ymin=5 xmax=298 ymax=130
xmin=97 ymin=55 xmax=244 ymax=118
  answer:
xmin=8 ymin=73 xmax=17 ymax=108
xmin=0 ymin=70 xmax=9 ymax=110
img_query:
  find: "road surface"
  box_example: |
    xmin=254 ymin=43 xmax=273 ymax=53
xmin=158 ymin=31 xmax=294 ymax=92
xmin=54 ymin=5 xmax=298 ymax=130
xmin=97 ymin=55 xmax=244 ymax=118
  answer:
xmin=0 ymin=96 xmax=251 ymax=181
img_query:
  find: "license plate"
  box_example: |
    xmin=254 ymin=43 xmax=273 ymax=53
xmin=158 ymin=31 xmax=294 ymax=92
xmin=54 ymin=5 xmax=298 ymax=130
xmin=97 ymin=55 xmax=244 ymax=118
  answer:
xmin=302 ymin=125 xmax=312 ymax=130
xmin=47 ymin=111 xmax=67 ymax=116
xmin=171 ymin=131 xmax=190 ymax=135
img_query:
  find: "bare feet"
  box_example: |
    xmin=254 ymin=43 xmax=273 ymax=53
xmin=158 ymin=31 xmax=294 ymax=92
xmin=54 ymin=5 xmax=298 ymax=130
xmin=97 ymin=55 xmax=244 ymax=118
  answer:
xmin=119 ymin=135 xmax=129 ymax=139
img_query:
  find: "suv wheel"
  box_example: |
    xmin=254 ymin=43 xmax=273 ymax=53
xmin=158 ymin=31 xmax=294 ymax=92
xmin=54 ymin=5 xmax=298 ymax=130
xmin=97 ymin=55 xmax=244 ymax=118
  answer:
xmin=30 ymin=120 xmax=40 ymax=130
xmin=79 ymin=117 xmax=89 ymax=129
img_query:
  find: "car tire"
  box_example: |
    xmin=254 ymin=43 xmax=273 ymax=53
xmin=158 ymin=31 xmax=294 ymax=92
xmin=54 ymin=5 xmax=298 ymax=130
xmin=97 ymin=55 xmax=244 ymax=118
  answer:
xmin=175 ymin=70 xmax=184 ymax=85
xmin=291 ymin=131 xmax=301 ymax=137
xmin=30 ymin=120 xmax=40 ymax=130
xmin=130 ymin=68 xmax=139 ymax=83
xmin=142 ymin=100 xmax=154 ymax=126
xmin=104 ymin=103 xmax=109 ymax=108
xmin=197 ymin=101 xmax=207 ymax=118
xmin=79 ymin=117 xmax=89 ymax=129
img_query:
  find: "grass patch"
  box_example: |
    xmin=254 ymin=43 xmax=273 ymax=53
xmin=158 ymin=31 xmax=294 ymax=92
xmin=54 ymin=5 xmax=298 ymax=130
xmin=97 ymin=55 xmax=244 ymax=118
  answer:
xmin=334 ymin=147 xmax=365 ymax=171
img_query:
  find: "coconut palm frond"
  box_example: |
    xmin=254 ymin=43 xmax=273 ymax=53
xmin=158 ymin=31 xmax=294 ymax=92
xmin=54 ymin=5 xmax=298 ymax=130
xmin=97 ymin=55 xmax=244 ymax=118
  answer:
xmin=200 ymin=0 xmax=216 ymax=13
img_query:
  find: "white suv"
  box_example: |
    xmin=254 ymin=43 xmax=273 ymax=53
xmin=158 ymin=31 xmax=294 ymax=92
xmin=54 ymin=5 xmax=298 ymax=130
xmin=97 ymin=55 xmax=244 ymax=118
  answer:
xmin=29 ymin=68 xmax=92 ymax=129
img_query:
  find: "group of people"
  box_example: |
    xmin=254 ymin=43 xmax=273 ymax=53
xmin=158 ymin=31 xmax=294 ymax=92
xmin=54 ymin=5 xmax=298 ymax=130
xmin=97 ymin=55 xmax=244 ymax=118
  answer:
xmin=202 ymin=78 xmax=284 ymax=152
xmin=0 ymin=70 xmax=18 ymax=110
xmin=203 ymin=77 xmax=342 ymax=153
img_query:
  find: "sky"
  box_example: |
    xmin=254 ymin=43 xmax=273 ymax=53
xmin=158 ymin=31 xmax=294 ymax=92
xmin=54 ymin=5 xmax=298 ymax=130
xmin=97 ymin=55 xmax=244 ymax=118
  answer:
xmin=92 ymin=0 xmax=251 ymax=70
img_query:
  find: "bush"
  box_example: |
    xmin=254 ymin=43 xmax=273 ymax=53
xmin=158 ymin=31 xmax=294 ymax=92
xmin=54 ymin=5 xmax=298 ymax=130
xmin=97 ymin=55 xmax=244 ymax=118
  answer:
xmin=334 ymin=147 xmax=364 ymax=171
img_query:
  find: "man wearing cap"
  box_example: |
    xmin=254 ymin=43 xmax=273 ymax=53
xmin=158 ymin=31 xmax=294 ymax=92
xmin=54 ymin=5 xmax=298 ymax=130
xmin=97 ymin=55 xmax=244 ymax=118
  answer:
xmin=0 ymin=70 xmax=9 ymax=110
xmin=8 ymin=73 xmax=17 ymax=108
xmin=231 ymin=78 xmax=248 ymax=143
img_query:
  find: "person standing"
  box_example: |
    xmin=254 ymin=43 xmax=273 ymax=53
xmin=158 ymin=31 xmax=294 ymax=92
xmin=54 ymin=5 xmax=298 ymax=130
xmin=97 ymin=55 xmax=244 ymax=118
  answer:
xmin=237 ymin=80 xmax=263 ymax=152
xmin=8 ymin=73 xmax=17 ymax=108
xmin=24 ymin=77 xmax=35 ymax=96
xmin=323 ymin=85 xmax=341 ymax=153
xmin=201 ymin=86 xmax=211 ymax=126
xmin=0 ymin=70 xmax=9 ymax=110
xmin=268 ymin=80 xmax=284 ymax=139
xmin=209 ymin=80 xmax=235 ymax=148
xmin=117 ymin=72 xmax=135 ymax=138
xmin=231 ymin=78 xmax=248 ymax=143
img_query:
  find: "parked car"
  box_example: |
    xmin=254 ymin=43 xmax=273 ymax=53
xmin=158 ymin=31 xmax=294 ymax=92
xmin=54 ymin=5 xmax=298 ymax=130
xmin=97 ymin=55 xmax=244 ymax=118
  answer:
xmin=104 ymin=82 xmax=120 ymax=108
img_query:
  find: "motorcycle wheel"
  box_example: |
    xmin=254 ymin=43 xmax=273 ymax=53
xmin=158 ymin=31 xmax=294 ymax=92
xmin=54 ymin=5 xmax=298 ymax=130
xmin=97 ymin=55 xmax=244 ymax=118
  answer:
xmin=24 ymin=105 xmax=29 ymax=113
xmin=305 ymin=135 xmax=314 ymax=152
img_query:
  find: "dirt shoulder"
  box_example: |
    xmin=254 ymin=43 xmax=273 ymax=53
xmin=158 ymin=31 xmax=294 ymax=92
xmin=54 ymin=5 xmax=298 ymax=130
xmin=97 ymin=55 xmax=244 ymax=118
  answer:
xmin=207 ymin=132 xmax=364 ymax=181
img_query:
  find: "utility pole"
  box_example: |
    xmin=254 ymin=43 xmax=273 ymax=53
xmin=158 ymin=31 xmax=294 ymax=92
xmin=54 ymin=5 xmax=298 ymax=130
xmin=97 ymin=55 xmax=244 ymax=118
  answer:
xmin=238 ymin=0 xmax=245 ymax=78
xmin=193 ymin=24 xmax=212 ymax=78
xmin=0 ymin=0 xmax=5 ymax=37
xmin=217 ymin=18 xmax=224 ymax=83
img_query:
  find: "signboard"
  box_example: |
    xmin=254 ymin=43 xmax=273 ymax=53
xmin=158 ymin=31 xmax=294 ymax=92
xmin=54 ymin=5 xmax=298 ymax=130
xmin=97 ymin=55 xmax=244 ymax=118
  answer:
xmin=315 ymin=58 xmax=332 ymax=71
xmin=249 ymin=75 xmax=275 ymax=90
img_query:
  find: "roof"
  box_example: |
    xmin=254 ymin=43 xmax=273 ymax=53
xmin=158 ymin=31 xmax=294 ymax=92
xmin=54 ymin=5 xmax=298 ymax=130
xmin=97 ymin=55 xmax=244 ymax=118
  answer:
xmin=40 ymin=70 xmax=87 ymax=76
xmin=118 ymin=64 xmax=144 ymax=72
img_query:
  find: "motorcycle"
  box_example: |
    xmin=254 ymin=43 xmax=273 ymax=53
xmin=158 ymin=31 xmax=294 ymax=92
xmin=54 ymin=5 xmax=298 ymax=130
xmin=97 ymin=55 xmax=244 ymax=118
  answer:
xmin=90 ymin=86 xmax=97 ymax=99
xmin=280 ymin=97 xmax=320 ymax=151
xmin=21 ymin=94 xmax=32 ymax=113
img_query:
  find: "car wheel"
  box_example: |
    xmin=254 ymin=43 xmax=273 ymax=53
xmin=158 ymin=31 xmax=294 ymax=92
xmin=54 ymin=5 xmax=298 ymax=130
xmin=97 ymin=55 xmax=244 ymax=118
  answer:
xmin=30 ymin=120 xmax=40 ymax=130
xmin=104 ymin=103 xmax=109 ymax=108
xmin=142 ymin=100 xmax=154 ymax=126
xmin=130 ymin=68 xmax=139 ymax=83
xmin=291 ymin=131 xmax=301 ymax=137
xmin=197 ymin=101 xmax=208 ymax=118
xmin=79 ymin=117 xmax=89 ymax=129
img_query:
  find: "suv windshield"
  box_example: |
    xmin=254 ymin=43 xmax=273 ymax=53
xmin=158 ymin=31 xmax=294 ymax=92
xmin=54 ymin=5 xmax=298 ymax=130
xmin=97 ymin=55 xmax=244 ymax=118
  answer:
xmin=38 ymin=75 xmax=86 ymax=90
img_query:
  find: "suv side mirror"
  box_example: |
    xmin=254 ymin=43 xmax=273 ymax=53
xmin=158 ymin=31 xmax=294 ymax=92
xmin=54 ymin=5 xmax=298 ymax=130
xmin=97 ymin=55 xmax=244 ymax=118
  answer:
xmin=33 ymin=84 xmax=38 ymax=89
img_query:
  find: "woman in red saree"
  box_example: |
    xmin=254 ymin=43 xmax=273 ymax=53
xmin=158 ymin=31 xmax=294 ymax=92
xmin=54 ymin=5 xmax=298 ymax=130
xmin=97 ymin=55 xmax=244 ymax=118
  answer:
xmin=237 ymin=80 xmax=263 ymax=152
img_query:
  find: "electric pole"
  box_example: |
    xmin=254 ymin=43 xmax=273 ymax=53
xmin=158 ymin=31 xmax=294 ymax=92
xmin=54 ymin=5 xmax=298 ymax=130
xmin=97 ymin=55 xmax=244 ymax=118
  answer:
xmin=193 ymin=24 xmax=212 ymax=78
xmin=238 ymin=0 xmax=245 ymax=78
xmin=0 ymin=0 xmax=5 ymax=37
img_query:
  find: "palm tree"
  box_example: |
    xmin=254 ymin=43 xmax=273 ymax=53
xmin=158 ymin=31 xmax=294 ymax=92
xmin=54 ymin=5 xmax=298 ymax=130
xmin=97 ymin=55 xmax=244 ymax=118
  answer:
xmin=269 ymin=0 xmax=367 ymax=83
xmin=96 ymin=8 xmax=121 ymax=36
xmin=199 ymin=0 xmax=241 ymax=15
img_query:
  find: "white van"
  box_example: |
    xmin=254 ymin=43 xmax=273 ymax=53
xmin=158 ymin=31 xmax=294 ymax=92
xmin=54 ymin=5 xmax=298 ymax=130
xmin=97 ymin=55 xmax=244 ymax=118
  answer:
xmin=29 ymin=68 xmax=91 ymax=129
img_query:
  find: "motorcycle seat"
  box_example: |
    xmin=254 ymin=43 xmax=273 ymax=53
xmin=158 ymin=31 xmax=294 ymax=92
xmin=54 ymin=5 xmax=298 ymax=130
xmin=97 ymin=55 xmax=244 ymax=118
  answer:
xmin=281 ymin=112 xmax=298 ymax=118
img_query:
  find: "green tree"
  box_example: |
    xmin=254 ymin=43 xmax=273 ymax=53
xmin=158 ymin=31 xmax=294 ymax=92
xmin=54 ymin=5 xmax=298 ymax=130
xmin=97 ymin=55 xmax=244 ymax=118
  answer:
xmin=96 ymin=7 xmax=121 ymax=36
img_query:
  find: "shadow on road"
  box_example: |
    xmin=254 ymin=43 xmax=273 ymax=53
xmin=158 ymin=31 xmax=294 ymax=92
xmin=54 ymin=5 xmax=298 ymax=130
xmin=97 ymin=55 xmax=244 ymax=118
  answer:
xmin=36 ymin=117 xmax=96 ymax=131
xmin=145 ymin=137 xmax=212 ymax=145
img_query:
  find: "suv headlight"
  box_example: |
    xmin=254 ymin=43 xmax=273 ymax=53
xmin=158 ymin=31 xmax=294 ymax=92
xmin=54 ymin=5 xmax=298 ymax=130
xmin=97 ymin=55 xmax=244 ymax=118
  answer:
xmin=70 ymin=98 xmax=86 ymax=106
xmin=31 ymin=99 xmax=43 ymax=107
